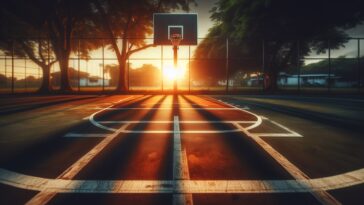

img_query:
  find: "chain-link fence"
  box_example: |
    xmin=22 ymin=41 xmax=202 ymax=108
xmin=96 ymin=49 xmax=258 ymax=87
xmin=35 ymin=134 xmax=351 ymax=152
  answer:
xmin=0 ymin=38 xmax=363 ymax=94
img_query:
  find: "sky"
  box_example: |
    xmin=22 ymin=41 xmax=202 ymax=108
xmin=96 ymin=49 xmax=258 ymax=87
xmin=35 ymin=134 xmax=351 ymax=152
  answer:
xmin=188 ymin=0 xmax=218 ymax=38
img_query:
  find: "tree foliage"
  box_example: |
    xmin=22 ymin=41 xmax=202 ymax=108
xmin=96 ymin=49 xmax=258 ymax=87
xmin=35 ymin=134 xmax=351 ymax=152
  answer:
xmin=1 ymin=0 xmax=196 ymax=93
xmin=194 ymin=0 xmax=364 ymax=90
xmin=0 ymin=0 xmax=98 ymax=92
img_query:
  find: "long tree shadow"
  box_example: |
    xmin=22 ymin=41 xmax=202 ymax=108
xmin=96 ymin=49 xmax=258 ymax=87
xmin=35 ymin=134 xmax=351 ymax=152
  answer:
xmin=72 ymin=95 xmax=174 ymax=181
xmin=62 ymin=95 xmax=175 ymax=205
xmin=0 ymin=95 xmax=156 ymax=178
xmin=189 ymin=96 xmax=326 ymax=205
xmin=180 ymin=95 xmax=292 ymax=180
xmin=0 ymin=95 xmax=116 ymax=127
xmin=0 ymin=95 xmax=100 ymax=115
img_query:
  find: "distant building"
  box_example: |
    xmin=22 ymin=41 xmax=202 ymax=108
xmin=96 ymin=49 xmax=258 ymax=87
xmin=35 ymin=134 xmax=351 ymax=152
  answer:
xmin=243 ymin=73 xmax=264 ymax=87
xmin=229 ymin=71 xmax=264 ymax=87
xmin=278 ymin=73 xmax=336 ymax=86
xmin=79 ymin=76 xmax=110 ymax=86
xmin=216 ymin=72 xmax=265 ymax=87
xmin=217 ymin=79 xmax=234 ymax=86
xmin=51 ymin=67 xmax=109 ymax=87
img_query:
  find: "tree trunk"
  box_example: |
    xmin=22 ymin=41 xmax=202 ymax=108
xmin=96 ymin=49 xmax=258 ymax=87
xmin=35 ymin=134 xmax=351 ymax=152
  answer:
xmin=265 ymin=68 xmax=278 ymax=91
xmin=37 ymin=65 xmax=51 ymax=93
xmin=59 ymin=58 xmax=72 ymax=92
xmin=116 ymin=59 xmax=128 ymax=92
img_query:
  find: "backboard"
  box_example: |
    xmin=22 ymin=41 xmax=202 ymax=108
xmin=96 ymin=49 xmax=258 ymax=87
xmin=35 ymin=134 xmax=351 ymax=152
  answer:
xmin=153 ymin=13 xmax=197 ymax=45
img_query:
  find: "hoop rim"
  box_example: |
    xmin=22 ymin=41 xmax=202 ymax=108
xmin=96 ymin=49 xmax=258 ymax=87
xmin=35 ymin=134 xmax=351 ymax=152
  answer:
xmin=170 ymin=33 xmax=182 ymax=46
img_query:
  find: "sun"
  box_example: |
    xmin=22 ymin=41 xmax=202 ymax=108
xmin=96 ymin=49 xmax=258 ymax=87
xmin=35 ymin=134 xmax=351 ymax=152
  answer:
xmin=163 ymin=64 xmax=186 ymax=81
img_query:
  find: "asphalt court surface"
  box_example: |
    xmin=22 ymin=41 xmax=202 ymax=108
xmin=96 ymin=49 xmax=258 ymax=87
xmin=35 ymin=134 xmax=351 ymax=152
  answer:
xmin=0 ymin=95 xmax=363 ymax=204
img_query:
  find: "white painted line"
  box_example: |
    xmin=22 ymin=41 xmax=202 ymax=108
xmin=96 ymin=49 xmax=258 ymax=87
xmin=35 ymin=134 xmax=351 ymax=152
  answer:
xmin=231 ymin=104 xmax=249 ymax=110
xmin=252 ymin=133 xmax=303 ymax=138
xmin=25 ymin=96 xmax=139 ymax=205
xmin=85 ymin=107 xmax=239 ymax=110
xmin=64 ymin=133 xmax=109 ymax=138
xmin=173 ymin=116 xmax=193 ymax=205
xmin=204 ymin=96 xmax=263 ymax=130
xmin=173 ymin=116 xmax=189 ymax=180
xmin=64 ymin=131 xmax=302 ymax=138
xmin=141 ymin=102 xmax=206 ymax=106
xmin=232 ymin=122 xmax=340 ymax=205
xmin=97 ymin=120 xmax=256 ymax=124
xmin=89 ymin=96 xmax=137 ymax=132
xmin=63 ymin=130 xmax=242 ymax=137
xmin=268 ymin=119 xmax=302 ymax=137
xmin=207 ymin=97 xmax=339 ymax=204
xmin=122 ymin=130 xmax=242 ymax=134
xmin=26 ymin=123 xmax=130 ymax=205
xmin=1 ymin=168 xmax=364 ymax=193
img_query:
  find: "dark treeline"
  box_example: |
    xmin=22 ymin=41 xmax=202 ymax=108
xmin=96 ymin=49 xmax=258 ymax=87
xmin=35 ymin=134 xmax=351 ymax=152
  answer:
xmin=0 ymin=0 xmax=195 ymax=93
xmin=1 ymin=0 xmax=364 ymax=93
xmin=193 ymin=0 xmax=364 ymax=91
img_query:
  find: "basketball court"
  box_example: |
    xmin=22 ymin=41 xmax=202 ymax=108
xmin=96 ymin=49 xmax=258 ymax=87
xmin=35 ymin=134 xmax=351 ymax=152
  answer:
xmin=0 ymin=95 xmax=363 ymax=205
xmin=0 ymin=13 xmax=364 ymax=205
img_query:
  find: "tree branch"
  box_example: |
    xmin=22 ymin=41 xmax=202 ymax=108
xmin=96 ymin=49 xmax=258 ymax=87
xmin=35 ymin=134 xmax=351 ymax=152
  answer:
xmin=123 ymin=11 xmax=133 ymax=39
xmin=49 ymin=59 xmax=58 ymax=66
xmin=93 ymin=0 xmax=122 ymax=62
xmin=19 ymin=41 xmax=45 ymax=68
xmin=127 ymin=44 xmax=155 ymax=57
xmin=127 ymin=42 xmax=134 ymax=53
xmin=279 ymin=42 xmax=296 ymax=68
xmin=38 ymin=40 xmax=46 ymax=63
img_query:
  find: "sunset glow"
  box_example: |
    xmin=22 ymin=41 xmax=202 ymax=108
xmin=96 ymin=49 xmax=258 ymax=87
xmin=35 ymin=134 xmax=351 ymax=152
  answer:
xmin=163 ymin=64 xmax=186 ymax=81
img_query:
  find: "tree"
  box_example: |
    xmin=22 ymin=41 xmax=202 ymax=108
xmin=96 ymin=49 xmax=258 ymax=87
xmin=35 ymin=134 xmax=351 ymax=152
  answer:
xmin=0 ymin=3 xmax=56 ymax=93
xmin=0 ymin=0 xmax=97 ymax=93
xmin=196 ymin=0 xmax=364 ymax=91
xmin=130 ymin=64 xmax=161 ymax=86
xmin=92 ymin=0 xmax=195 ymax=92
xmin=104 ymin=64 xmax=119 ymax=86
xmin=39 ymin=0 xmax=97 ymax=92
xmin=0 ymin=74 xmax=8 ymax=87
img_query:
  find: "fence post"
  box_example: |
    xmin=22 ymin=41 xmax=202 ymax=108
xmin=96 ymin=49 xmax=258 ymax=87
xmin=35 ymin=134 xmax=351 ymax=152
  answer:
xmin=102 ymin=39 xmax=105 ymax=92
xmin=328 ymin=40 xmax=331 ymax=93
xmin=225 ymin=37 xmax=229 ymax=93
xmin=262 ymin=40 xmax=265 ymax=91
xmin=38 ymin=65 xmax=40 ymax=84
xmin=11 ymin=40 xmax=14 ymax=94
xmin=48 ymin=39 xmax=51 ymax=91
xmin=188 ymin=45 xmax=191 ymax=93
xmin=161 ymin=45 xmax=163 ymax=91
xmin=297 ymin=40 xmax=301 ymax=93
xmin=358 ymin=39 xmax=361 ymax=93
xmin=78 ymin=39 xmax=81 ymax=92
xmin=24 ymin=58 xmax=27 ymax=92
xmin=4 ymin=55 xmax=7 ymax=89
xmin=86 ymin=60 xmax=88 ymax=87
xmin=127 ymin=54 xmax=130 ymax=91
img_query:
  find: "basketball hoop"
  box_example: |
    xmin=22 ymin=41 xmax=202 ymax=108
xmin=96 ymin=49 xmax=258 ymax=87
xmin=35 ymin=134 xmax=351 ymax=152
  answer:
xmin=170 ymin=33 xmax=182 ymax=47
xmin=153 ymin=13 xmax=197 ymax=92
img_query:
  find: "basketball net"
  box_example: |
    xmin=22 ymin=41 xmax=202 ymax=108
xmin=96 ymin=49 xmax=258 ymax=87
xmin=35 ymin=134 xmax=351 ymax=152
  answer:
xmin=170 ymin=33 xmax=182 ymax=47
